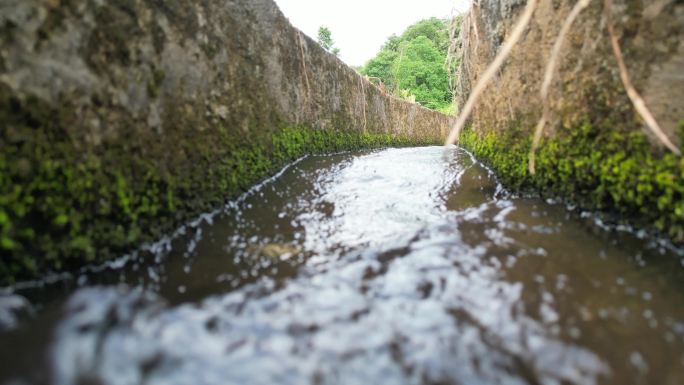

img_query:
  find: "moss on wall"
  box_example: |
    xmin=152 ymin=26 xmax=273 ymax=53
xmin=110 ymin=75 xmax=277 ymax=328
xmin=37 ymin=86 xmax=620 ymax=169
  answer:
xmin=0 ymin=92 xmax=435 ymax=284
xmin=453 ymin=1 xmax=684 ymax=245
xmin=459 ymin=121 xmax=684 ymax=243
xmin=0 ymin=0 xmax=450 ymax=284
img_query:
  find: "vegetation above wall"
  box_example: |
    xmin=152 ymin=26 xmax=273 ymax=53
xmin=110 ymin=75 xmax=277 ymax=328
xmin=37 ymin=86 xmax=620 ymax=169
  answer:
xmin=459 ymin=120 xmax=684 ymax=243
xmin=360 ymin=17 xmax=460 ymax=113
xmin=317 ymin=26 xmax=340 ymax=56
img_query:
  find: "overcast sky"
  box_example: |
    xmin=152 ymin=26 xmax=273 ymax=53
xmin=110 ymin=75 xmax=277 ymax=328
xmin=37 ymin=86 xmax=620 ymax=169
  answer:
xmin=273 ymin=0 xmax=471 ymax=67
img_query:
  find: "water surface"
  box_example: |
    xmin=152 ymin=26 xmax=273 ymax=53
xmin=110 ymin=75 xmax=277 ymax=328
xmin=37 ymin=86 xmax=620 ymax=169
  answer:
xmin=1 ymin=146 xmax=683 ymax=385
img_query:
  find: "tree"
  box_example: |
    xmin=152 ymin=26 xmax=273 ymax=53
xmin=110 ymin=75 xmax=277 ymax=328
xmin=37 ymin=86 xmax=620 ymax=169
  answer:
xmin=402 ymin=18 xmax=450 ymax=53
xmin=359 ymin=17 xmax=461 ymax=112
xmin=317 ymin=26 xmax=340 ymax=56
xmin=394 ymin=36 xmax=450 ymax=109
xmin=363 ymin=49 xmax=399 ymax=90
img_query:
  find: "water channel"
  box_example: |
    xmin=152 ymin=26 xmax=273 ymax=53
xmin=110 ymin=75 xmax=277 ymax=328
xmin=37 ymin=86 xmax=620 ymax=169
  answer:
xmin=1 ymin=146 xmax=683 ymax=385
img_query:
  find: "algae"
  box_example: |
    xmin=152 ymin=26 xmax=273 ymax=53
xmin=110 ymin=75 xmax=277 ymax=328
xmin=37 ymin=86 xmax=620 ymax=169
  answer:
xmin=146 ymin=68 xmax=166 ymax=98
xmin=0 ymin=84 xmax=436 ymax=284
xmin=459 ymin=121 xmax=684 ymax=243
xmin=0 ymin=0 xmax=451 ymax=286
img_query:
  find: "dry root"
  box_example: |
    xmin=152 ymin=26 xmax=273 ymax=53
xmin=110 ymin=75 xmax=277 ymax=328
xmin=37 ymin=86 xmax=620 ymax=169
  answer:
xmin=296 ymin=30 xmax=311 ymax=104
xmin=359 ymin=74 xmax=367 ymax=132
xmin=446 ymin=12 xmax=464 ymax=102
xmin=445 ymin=0 xmax=538 ymax=146
xmin=604 ymin=0 xmax=680 ymax=156
xmin=531 ymin=0 xmax=681 ymax=174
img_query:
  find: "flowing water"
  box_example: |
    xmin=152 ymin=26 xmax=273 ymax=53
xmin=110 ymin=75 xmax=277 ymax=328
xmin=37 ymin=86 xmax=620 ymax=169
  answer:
xmin=1 ymin=146 xmax=684 ymax=385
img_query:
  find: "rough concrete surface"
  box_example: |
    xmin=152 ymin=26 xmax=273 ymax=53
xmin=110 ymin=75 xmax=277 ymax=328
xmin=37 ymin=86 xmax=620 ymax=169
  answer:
xmin=457 ymin=0 xmax=683 ymax=144
xmin=455 ymin=0 xmax=684 ymax=243
xmin=0 ymin=0 xmax=452 ymax=282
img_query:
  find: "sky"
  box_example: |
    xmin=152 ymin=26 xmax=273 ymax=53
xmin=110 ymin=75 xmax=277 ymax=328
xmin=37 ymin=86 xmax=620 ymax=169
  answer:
xmin=273 ymin=0 xmax=471 ymax=67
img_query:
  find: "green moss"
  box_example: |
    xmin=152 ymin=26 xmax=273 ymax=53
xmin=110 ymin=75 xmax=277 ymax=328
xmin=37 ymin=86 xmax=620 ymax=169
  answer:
xmin=0 ymin=85 xmax=437 ymax=284
xmin=459 ymin=121 xmax=684 ymax=243
xmin=146 ymin=68 xmax=165 ymax=98
xmin=85 ymin=2 xmax=143 ymax=71
xmin=200 ymin=42 xmax=220 ymax=60
xmin=678 ymin=119 xmax=684 ymax=144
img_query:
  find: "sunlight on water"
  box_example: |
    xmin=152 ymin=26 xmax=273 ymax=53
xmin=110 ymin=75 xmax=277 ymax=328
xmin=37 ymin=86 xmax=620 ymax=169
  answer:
xmin=1 ymin=146 xmax=683 ymax=385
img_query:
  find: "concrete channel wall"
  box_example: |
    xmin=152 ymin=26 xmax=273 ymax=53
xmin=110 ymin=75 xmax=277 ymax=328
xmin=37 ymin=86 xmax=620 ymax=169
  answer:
xmin=455 ymin=0 xmax=684 ymax=243
xmin=0 ymin=0 xmax=453 ymax=282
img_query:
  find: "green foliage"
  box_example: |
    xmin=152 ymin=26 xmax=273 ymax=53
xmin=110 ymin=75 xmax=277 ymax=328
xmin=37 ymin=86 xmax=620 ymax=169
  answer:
xmin=401 ymin=18 xmax=450 ymax=53
xmin=394 ymin=36 xmax=451 ymax=109
xmin=459 ymin=121 xmax=684 ymax=243
xmin=317 ymin=26 xmax=340 ymax=56
xmin=436 ymin=103 xmax=456 ymax=116
xmin=361 ymin=17 xmax=459 ymax=111
xmin=362 ymin=49 xmax=398 ymax=89
xmin=398 ymin=89 xmax=416 ymax=103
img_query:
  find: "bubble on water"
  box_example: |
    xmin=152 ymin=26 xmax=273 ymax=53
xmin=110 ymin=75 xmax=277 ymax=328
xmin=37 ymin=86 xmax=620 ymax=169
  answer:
xmin=625 ymin=287 xmax=638 ymax=296
xmin=665 ymin=332 xmax=675 ymax=343
xmin=569 ymin=327 xmax=581 ymax=339
xmin=505 ymin=255 xmax=517 ymax=268
xmin=540 ymin=302 xmax=559 ymax=324
xmin=147 ymin=267 xmax=160 ymax=282
xmin=580 ymin=307 xmax=593 ymax=322
xmin=0 ymin=294 xmax=33 ymax=331
xmin=630 ymin=351 xmax=649 ymax=374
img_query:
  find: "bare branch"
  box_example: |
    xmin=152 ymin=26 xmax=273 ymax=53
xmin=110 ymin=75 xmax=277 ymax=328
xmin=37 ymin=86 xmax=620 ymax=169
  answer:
xmin=529 ymin=0 xmax=591 ymax=174
xmin=604 ymin=0 xmax=681 ymax=156
xmin=296 ymin=30 xmax=311 ymax=105
xmin=540 ymin=0 xmax=591 ymax=100
xmin=359 ymin=74 xmax=367 ymax=133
